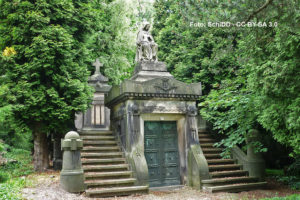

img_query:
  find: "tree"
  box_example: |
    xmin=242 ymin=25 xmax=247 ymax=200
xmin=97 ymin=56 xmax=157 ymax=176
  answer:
xmin=0 ymin=0 xmax=96 ymax=171
xmin=153 ymin=0 xmax=300 ymax=156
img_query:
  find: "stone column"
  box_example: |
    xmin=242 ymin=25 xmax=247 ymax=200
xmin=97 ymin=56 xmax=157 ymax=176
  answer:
xmin=60 ymin=131 xmax=85 ymax=193
xmin=186 ymin=105 xmax=199 ymax=147
xmin=125 ymin=102 xmax=149 ymax=186
xmin=186 ymin=104 xmax=210 ymax=188
xmin=245 ymin=129 xmax=266 ymax=180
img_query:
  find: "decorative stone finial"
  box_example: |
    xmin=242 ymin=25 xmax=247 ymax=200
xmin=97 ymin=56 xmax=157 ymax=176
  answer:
xmin=92 ymin=58 xmax=103 ymax=76
xmin=135 ymin=21 xmax=158 ymax=62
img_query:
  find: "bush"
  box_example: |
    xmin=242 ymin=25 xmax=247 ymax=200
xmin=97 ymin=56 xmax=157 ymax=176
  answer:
xmin=277 ymin=176 xmax=300 ymax=190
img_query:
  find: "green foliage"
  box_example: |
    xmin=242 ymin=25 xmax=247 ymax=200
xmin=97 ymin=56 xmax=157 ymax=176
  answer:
xmin=266 ymin=169 xmax=284 ymax=176
xmin=0 ymin=178 xmax=25 ymax=200
xmin=0 ymin=0 xmax=95 ymax=137
xmin=0 ymin=171 xmax=9 ymax=183
xmin=0 ymin=76 xmax=32 ymax=151
xmin=277 ymin=176 xmax=300 ymax=190
xmin=0 ymin=148 xmax=32 ymax=199
xmin=153 ymin=0 xmax=300 ymax=156
xmin=0 ymin=148 xmax=33 ymax=177
xmin=260 ymin=194 xmax=300 ymax=200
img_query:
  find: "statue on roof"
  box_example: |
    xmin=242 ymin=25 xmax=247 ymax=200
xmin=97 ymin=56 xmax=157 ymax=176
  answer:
xmin=135 ymin=21 xmax=158 ymax=62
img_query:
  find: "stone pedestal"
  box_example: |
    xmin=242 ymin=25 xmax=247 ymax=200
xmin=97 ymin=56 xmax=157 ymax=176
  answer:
xmin=106 ymin=61 xmax=206 ymax=188
xmin=60 ymin=131 xmax=85 ymax=193
xmin=131 ymin=61 xmax=173 ymax=81
xmin=75 ymin=59 xmax=112 ymax=131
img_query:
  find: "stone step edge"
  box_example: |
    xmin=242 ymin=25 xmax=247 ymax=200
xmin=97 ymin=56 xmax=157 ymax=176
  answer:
xmin=81 ymin=136 xmax=115 ymax=139
xmin=85 ymin=171 xmax=133 ymax=178
xmin=83 ymin=164 xmax=129 ymax=170
xmin=201 ymin=176 xmax=258 ymax=184
xmin=86 ymin=185 xmax=148 ymax=196
xmin=82 ymin=146 xmax=120 ymax=150
xmin=79 ymin=129 xmax=113 ymax=133
xmin=206 ymin=159 xmax=235 ymax=164
xmin=210 ymin=170 xmax=248 ymax=177
xmin=83 ymin=141 xmax=117 ymax=144
xmin=85 ymin=178 xmax=136 ymax=186
xmin=203 ymin=182 xmax=267 ymax=193
xmin=82 ymin=158 xmax=126 ymax=164
xmin=208 ymin=164 xmax=242 ymax=169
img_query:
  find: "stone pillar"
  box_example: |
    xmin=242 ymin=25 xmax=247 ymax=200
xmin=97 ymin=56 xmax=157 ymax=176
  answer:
xmin=245 ymin=129 xmax=265 ymax=180
xmin=125 ymin=102 xmax=149 ymax=186
xmin=60 ymin=131 xmax=85 ymax=193
xmin=186 ymin=105 xmax=199 ymax=146
xmin=186 ymin=105 xmax=210 ymax=188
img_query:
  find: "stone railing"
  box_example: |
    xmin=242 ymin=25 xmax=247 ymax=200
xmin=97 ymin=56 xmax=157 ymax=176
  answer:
xmin=231 ymin=129 xmax=265 ymax=180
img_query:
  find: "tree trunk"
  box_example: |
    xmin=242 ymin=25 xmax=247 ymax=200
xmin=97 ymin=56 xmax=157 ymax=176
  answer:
xmin=33 ymin=125 xmax=49 ymax=171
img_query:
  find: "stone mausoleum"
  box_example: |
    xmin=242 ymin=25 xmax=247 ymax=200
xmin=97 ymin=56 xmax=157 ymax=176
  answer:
xmin=67 ymin=22 xmax=266 ymax=197
xmin=105 ymin=21 xmax=205 ymax=188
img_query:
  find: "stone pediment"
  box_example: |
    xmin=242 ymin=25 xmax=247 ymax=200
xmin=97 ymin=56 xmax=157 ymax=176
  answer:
xmin=105 ymin=77 xmax=201 ymax=107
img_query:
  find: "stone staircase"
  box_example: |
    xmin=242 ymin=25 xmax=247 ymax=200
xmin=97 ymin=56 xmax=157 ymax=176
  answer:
xmin=79 ymin=130 xmax=148 ymax=198
xmin=198 ymin=129 xmax=267 ymax=193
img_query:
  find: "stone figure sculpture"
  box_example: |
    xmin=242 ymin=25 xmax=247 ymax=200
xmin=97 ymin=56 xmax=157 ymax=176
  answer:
xmin=136 ymin=21 xmax=158 ymax=62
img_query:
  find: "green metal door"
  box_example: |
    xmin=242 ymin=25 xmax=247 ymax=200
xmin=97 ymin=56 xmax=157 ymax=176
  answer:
xmin=144 ymin=121 xmax=180 ymax=187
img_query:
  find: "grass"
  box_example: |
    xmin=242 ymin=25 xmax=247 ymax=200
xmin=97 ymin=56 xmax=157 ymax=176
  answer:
xmin=0 ymin=147 xmax=34 ymax=200
xmin=260 ymin=194 xmax=300 ymax=200
xmin=266 ymin=169 xmax=285 ymax=176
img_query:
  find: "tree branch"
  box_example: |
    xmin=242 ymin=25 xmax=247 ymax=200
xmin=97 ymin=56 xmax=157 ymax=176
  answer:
xmin=245 ymin=0 xmax=274 ymax=23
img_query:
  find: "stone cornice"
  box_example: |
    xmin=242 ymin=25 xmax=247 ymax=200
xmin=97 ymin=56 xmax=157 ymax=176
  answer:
xmin=105 ymin=91 xmax=201 ymax=107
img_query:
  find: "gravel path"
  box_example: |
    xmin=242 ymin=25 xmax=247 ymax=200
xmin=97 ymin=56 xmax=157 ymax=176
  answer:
xmin=22 ymin=172 xmax=299 ymax=200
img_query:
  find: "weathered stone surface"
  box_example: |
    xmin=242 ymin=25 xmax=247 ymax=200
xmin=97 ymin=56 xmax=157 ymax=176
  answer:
xmin=131 ymin=61 xmax=173 ymax=82
xmin=107 ymin=42 xmax=203 ymax=188
xmin=136 ymin=22 xmax=158 ymax=62
xmin=188 ymin=145 xmax=210 ymax=189
xmin=88 ymin=59 xmax=111 ymax=92
xmin=75 ymin=59 xmax=111 ymax=131
xmin=60 ymin=131 xmax=85 ymax=193
xmin=134 ymin=61 xmax=168 ymax=73
xmin=106 ymin=77 xmax=201 ymax=107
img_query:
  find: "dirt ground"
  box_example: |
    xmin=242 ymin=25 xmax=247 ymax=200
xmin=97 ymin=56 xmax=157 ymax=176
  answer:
xmin=22 ymin=171 xmax=300 ymax=200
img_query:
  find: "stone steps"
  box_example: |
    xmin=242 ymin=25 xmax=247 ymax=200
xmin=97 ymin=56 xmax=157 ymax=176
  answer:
xmin=80 ymin=130 xmax=113 ymax=135
xmin=85 ymin=178 xmax=136 ymax=188
xmin=82 ymin=158 xmax=126 ymax=165
xmin=82 ymin=146 xmax=120 ymax=152
xmin=85 ymin=171 xmax=133 ymax=180
xmin=203 ymin=153 xmax=221 ymax=159
xmin=80 ymin=129 xmax=148 ymax=198
xmin=199 ymin=138 xmax=216 ymax=142
xmin=210 ymin=170 xmax=249 ymax=178
xmin=83 ymin=140 xmax=117 ymax=146
xmin=198 ymin=129 xmax=209 ymax=134
xmin=208 ymin=164 xmax=242 ymax=172
xmin=199 ymin=131 xmax=266 ymax=193
xmin=202 ymin=148 xmax=223 ymax=153
xmin=202 ymin=182 xmax=267 ymax=193
xmin=81 ymin=135 xmax=115 ymax=140
xmin=200 ymin=143 xmax=215 ymax=147
xmin=81 ymin=152 xmax=123 ymax=158
xmin=86 ymin=186 xmax=149 ymax=198
xmin=83 ymin=164 xmax=129 ymax=172
xmin=206 ymin=159 xmax=235 ymax=165
xmin=202 ymin=176 xmax=258 ymax=186
xmin=199 ymin=134 xmax=211 ymax=138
